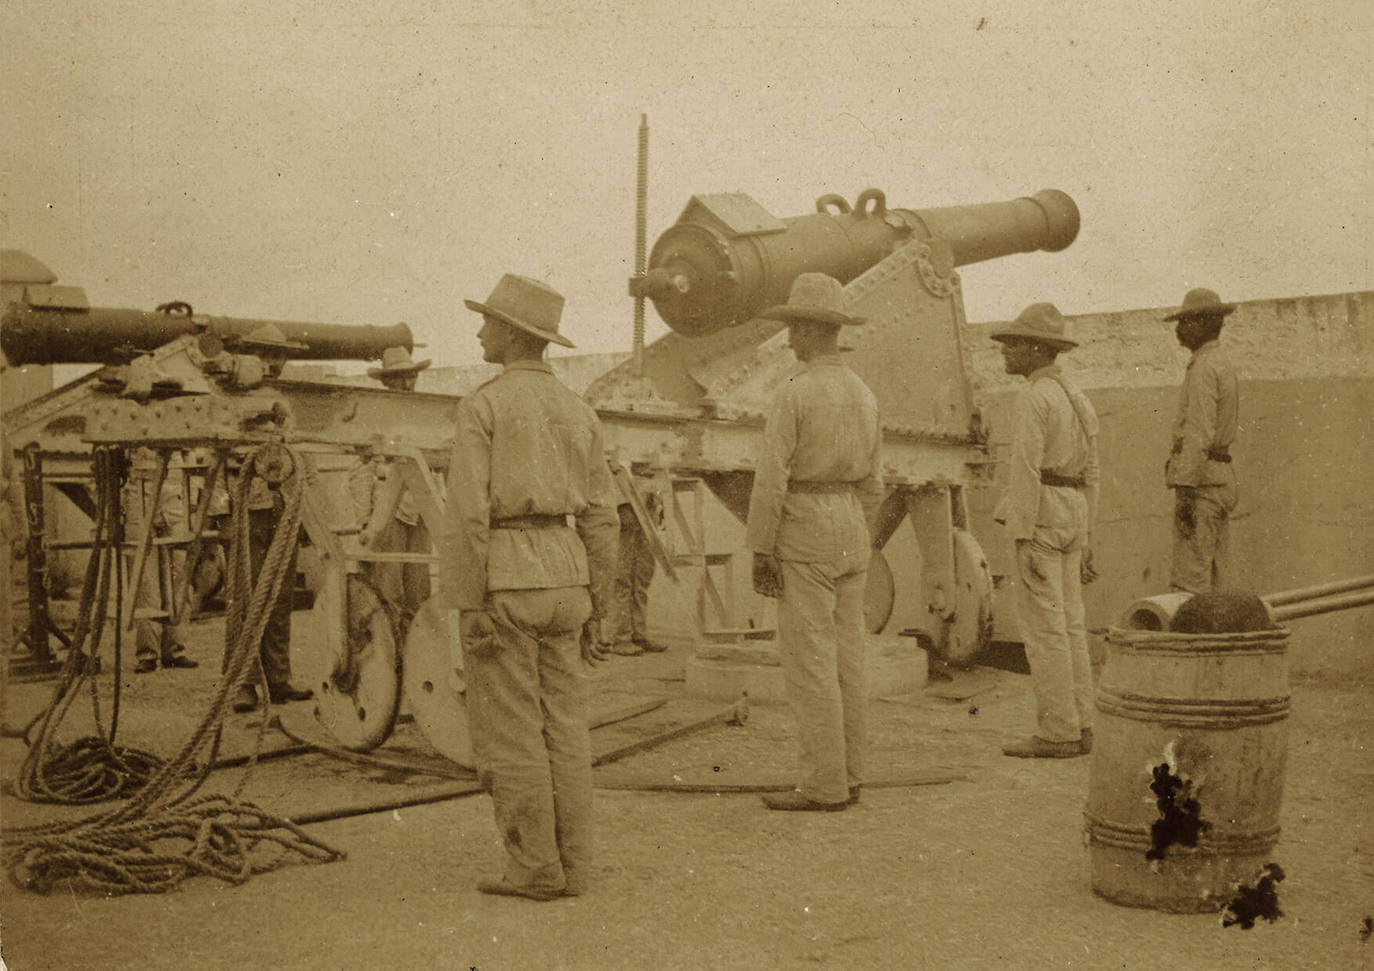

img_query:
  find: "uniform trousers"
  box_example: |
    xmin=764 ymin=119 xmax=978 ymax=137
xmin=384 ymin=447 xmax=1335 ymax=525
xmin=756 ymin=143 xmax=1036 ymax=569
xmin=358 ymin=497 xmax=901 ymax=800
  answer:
xmin=1014 ymin=523 xmax=1094 ymax=743
xmin=612 ymin=504 xmax=655 ymax=643
xmin=217 ymin=509 xmax=297 ymax=692
xmin=1170 ymin=483 xmax=1236 ymax=594
xmin=464 ymin=585 xmax=593 ymax=895
xmin=125 ymin=546 xmax=189 ymax=665
xmin=122 ymin=479 xmax=190 ymax=665
xmin=776 ymin=555 xmax=868 ymax=805
xmin=364 ymin=516 xmax=432 ymax=625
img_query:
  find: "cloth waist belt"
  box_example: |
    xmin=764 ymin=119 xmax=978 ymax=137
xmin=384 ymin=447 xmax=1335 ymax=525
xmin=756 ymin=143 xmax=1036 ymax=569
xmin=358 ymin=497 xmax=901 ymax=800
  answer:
xmin=490 ymin=514 xmax=568 ymax=529
xmin=1039 ymin=470 xmax=1087 ymax=489
xmin=1206 ymin=447 xmax=1232 ymax=463
xmin=787 ymin=480 xmax=856 ymax=495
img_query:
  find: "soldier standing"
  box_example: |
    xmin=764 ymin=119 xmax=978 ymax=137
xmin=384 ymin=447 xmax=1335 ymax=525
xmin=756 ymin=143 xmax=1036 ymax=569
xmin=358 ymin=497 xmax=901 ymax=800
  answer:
xmin=745 ymin=273 xmax=883 ymax=812
xmin=124 ymin=448 xmax=197 ymax=673
xmin=228 ymin=324 xmax=313 ymax=712
xmin=443 ymin=274 xmax=618 ymax=900
xmin=351 ymin=346 xmax=434 ymax=625
xmin=1163 ymin=288 xmax=1239 ymax=594
xmin=991 ymin=303 xmax=1099 ymax=759
xmin=609 ymin=466 xmax=667 ymax=656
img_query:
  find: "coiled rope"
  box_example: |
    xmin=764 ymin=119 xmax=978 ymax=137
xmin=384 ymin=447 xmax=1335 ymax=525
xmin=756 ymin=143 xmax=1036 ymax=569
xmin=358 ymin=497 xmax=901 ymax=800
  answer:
xmin=4 ymin=443 xmax=344 ymax=894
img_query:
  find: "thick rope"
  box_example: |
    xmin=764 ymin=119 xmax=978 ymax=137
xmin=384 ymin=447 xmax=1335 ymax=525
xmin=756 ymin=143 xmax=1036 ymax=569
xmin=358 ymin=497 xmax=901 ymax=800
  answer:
xmin=14 ymin=447 xmax=163 ymax=804
xmin=4 ymin=444 xmax=345 ymax=894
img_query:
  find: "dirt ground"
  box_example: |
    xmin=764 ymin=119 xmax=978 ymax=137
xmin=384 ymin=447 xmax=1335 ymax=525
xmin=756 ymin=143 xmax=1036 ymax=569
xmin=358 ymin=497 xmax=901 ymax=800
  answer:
xmin=1 ymin=618 xmax=1372 ymax=971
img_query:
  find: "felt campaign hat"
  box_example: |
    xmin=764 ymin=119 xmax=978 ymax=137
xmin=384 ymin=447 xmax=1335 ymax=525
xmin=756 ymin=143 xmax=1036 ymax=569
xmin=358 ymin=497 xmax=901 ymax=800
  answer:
xmin=990 ymin=302 xmax=1078 ymax=350
xmin=464 ymin=274 xmax=575 ymax=348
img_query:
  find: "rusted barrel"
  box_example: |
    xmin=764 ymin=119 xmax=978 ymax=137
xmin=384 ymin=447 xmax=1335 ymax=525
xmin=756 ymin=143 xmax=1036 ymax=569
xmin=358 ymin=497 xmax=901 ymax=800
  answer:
xmin=1084 ymin=626 xmax=1291 ymax=912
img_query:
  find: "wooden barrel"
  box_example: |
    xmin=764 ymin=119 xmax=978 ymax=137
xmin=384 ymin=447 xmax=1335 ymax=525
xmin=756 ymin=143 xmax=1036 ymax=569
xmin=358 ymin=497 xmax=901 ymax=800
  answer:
xmin=1084 ymin=626 xmax=1291 ymax=912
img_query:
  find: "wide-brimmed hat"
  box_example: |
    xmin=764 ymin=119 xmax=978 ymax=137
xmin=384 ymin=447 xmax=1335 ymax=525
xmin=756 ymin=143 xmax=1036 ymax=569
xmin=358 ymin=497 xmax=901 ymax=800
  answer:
xmin=367 ymin=345 xmax=431 ymax=379
xmin=239 ymin=323 xmax=308 ymax=352
xmin=990 ymin=303 xmax=1078 ymax=350
xmin=464 ymin=274 xmax=575 ymax=348
xmin=759 ymin=273 xmax=866 ymax=327
xmin=1164 ymin=287 xmax=1236 ymax=321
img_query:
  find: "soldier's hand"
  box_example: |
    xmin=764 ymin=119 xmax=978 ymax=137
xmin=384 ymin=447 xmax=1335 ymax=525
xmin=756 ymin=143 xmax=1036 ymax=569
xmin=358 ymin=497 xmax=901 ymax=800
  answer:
xmin=1016 ymin=539 xmax=1048 ymax=584
xmin=1080 ymin=547 xmax=1099 ymax=585
xmin=580 ymin=616 xmax=610 ymax=667
xmin=459 ymin=609 xmax=498 ymax=658
xmin=752 ymin=553 xmax=783 ymax=599
xmin=1175 ymin=487 xmax=1197 ymax=537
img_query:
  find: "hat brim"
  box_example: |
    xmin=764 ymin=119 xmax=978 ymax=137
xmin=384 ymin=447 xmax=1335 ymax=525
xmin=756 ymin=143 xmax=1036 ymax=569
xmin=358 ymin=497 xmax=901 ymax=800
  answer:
xmin=758 ymin=304 xmax=866 ymax=327
xmin=1163 ymin=303 xmax=1236 ymax=322
xmin=989 ymin=328 xmax=1078 ymax=350
xmin=465 ymin=299 xmax=575 ymax=348
xmin=367 ymin=359 xmax=431 ymax=379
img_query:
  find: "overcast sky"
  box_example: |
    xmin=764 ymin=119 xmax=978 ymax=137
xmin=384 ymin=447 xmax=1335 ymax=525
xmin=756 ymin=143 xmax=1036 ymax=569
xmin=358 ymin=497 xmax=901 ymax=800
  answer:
xmin=3 ymin=1 xmax=1370 ymax=371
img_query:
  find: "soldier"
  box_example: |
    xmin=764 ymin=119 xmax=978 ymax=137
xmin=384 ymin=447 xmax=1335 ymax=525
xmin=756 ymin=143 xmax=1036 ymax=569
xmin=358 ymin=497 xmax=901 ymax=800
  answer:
xmin=745 ymin=273 xmax=883 ymax=812
xmin=1163 ymin=288 xmax=1239 ymax=594
xmin=609 ymin=466 xmax=667 ymax=656
xmin=991 ymin=303 xmax=1099 ymax=759
xmin=124 ymin=448 xmax=197 ymax=673
xmin=227 ymin=324 xmax=313 ymax=712
xmin=350 ymin=346 xmax=433 ymax=624
xmin=443 ymin=274 xmax=618 ymax=900
xmin=367 ymin=344 xmax=430 ymax=393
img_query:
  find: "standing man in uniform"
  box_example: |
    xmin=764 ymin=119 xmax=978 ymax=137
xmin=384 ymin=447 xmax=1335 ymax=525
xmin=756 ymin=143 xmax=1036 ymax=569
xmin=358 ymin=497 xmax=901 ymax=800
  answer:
xmin=443 ymin=274 xmax=619 ymax=900
xmin=125 ymin=448 xmax=198 ymax=673
xmin=351 ymin=346 xmax=433 ymax=625
xmin=228 ymin=324 xmax=314 ymax=712
xmin=745 ymin=273 xmax=883 ymax=812
xmin=609 ymin=466 xmax=668 ymax=656
xmin=1163 ymin=288 xmax=1239 ymax=594
xmin=992 ymin=303 xmax=1099 ymax=759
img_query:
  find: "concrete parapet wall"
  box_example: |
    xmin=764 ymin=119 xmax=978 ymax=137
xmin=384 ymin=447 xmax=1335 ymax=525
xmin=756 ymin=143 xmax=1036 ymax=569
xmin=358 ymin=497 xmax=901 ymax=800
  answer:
xmin=967 ymin=290 xmax=1374 ymax=392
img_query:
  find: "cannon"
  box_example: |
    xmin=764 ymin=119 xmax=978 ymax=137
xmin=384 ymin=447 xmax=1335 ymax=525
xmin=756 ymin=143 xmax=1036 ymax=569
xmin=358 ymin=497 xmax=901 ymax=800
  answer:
xmin=593 ymin=182 xmax=1086 ymax=689
xmin=635 ymin=188 xmax=1079 ymax=337
xmin=1 ymin=252 xmax=413 ymax=367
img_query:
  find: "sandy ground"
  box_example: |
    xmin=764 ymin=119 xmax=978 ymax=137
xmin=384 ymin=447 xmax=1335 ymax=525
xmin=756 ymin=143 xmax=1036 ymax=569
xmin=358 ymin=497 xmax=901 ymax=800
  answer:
xmin=2 ymin=618 xmax=1372 ymax=971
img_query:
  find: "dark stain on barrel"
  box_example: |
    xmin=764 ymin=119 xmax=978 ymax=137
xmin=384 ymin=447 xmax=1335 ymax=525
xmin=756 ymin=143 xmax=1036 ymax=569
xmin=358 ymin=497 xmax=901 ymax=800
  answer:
xmin=1221 ymin=862 xmax=1285 ymax=929
xmin=1359 ymin=916 xmax=1373 ymax=943
xmin=1145 ymin=762 xmax=1210 ymax=861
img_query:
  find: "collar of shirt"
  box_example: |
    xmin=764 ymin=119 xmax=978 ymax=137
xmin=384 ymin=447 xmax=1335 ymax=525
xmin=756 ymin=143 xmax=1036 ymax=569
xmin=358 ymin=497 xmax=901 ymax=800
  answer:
xmin=1027 ymin=364 xmax=1062 ymax=382
xmin=1187 ymin=340 xmax=1220 ymax=368
xmin=802 ymin=354 xmax=845 ymax=371
xmin=502 ymin=359 xmax=554 ymax=375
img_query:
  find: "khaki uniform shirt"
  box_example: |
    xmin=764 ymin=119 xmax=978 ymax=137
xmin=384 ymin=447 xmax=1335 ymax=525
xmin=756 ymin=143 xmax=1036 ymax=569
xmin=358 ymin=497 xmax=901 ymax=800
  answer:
xmin=442 ymin=360 xmax=619 ymax=615
xmin=123 ymin=447 xmax=188 ymax=537
xmin=349 ymin=458 xmax=420 ymax=528
xmin=994 ymin=365 xmax=1100 ymax=541
xmin=745 ymin=355 xmax=884 ymax=562
xmin=1165 ymin=340 xmax=1238 ymax=488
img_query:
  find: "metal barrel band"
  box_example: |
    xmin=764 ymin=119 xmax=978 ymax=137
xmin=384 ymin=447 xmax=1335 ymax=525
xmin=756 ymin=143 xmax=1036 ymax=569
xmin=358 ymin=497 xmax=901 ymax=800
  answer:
xmin=1094 ymin=690 xmax=1290 ymax=728
xmin=1083 ymin=812 xmax=1281 ymax=855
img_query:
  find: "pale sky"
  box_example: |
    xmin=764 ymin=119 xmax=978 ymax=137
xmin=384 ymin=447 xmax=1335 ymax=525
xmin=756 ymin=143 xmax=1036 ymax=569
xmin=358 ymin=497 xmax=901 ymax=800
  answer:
xmin=3 ymin=0 xmax=1371 ymax=371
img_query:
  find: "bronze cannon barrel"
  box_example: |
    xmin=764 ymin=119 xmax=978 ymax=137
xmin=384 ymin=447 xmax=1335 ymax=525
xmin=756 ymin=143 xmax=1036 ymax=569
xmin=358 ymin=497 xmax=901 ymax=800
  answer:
xmin=1 ymin=302 xmax=414 ymax=366
xmin=641 ymin=188 xmax=1079 ymax=337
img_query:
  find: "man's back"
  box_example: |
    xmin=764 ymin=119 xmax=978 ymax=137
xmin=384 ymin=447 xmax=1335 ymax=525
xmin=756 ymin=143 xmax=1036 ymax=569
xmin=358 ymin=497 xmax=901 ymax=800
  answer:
xmin=444 ymin=360 xmax=618 ymax=611
xmin=746 ymin=356 xmax=882 ymax=563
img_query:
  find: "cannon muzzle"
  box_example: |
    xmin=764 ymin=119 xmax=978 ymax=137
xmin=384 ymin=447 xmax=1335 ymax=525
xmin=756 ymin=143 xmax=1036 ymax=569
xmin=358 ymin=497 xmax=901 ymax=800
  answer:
xmin=641 ymin=188 xmax=1079 ymax=337
xmin=1 ymin=300 xmax=413 ymax=367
